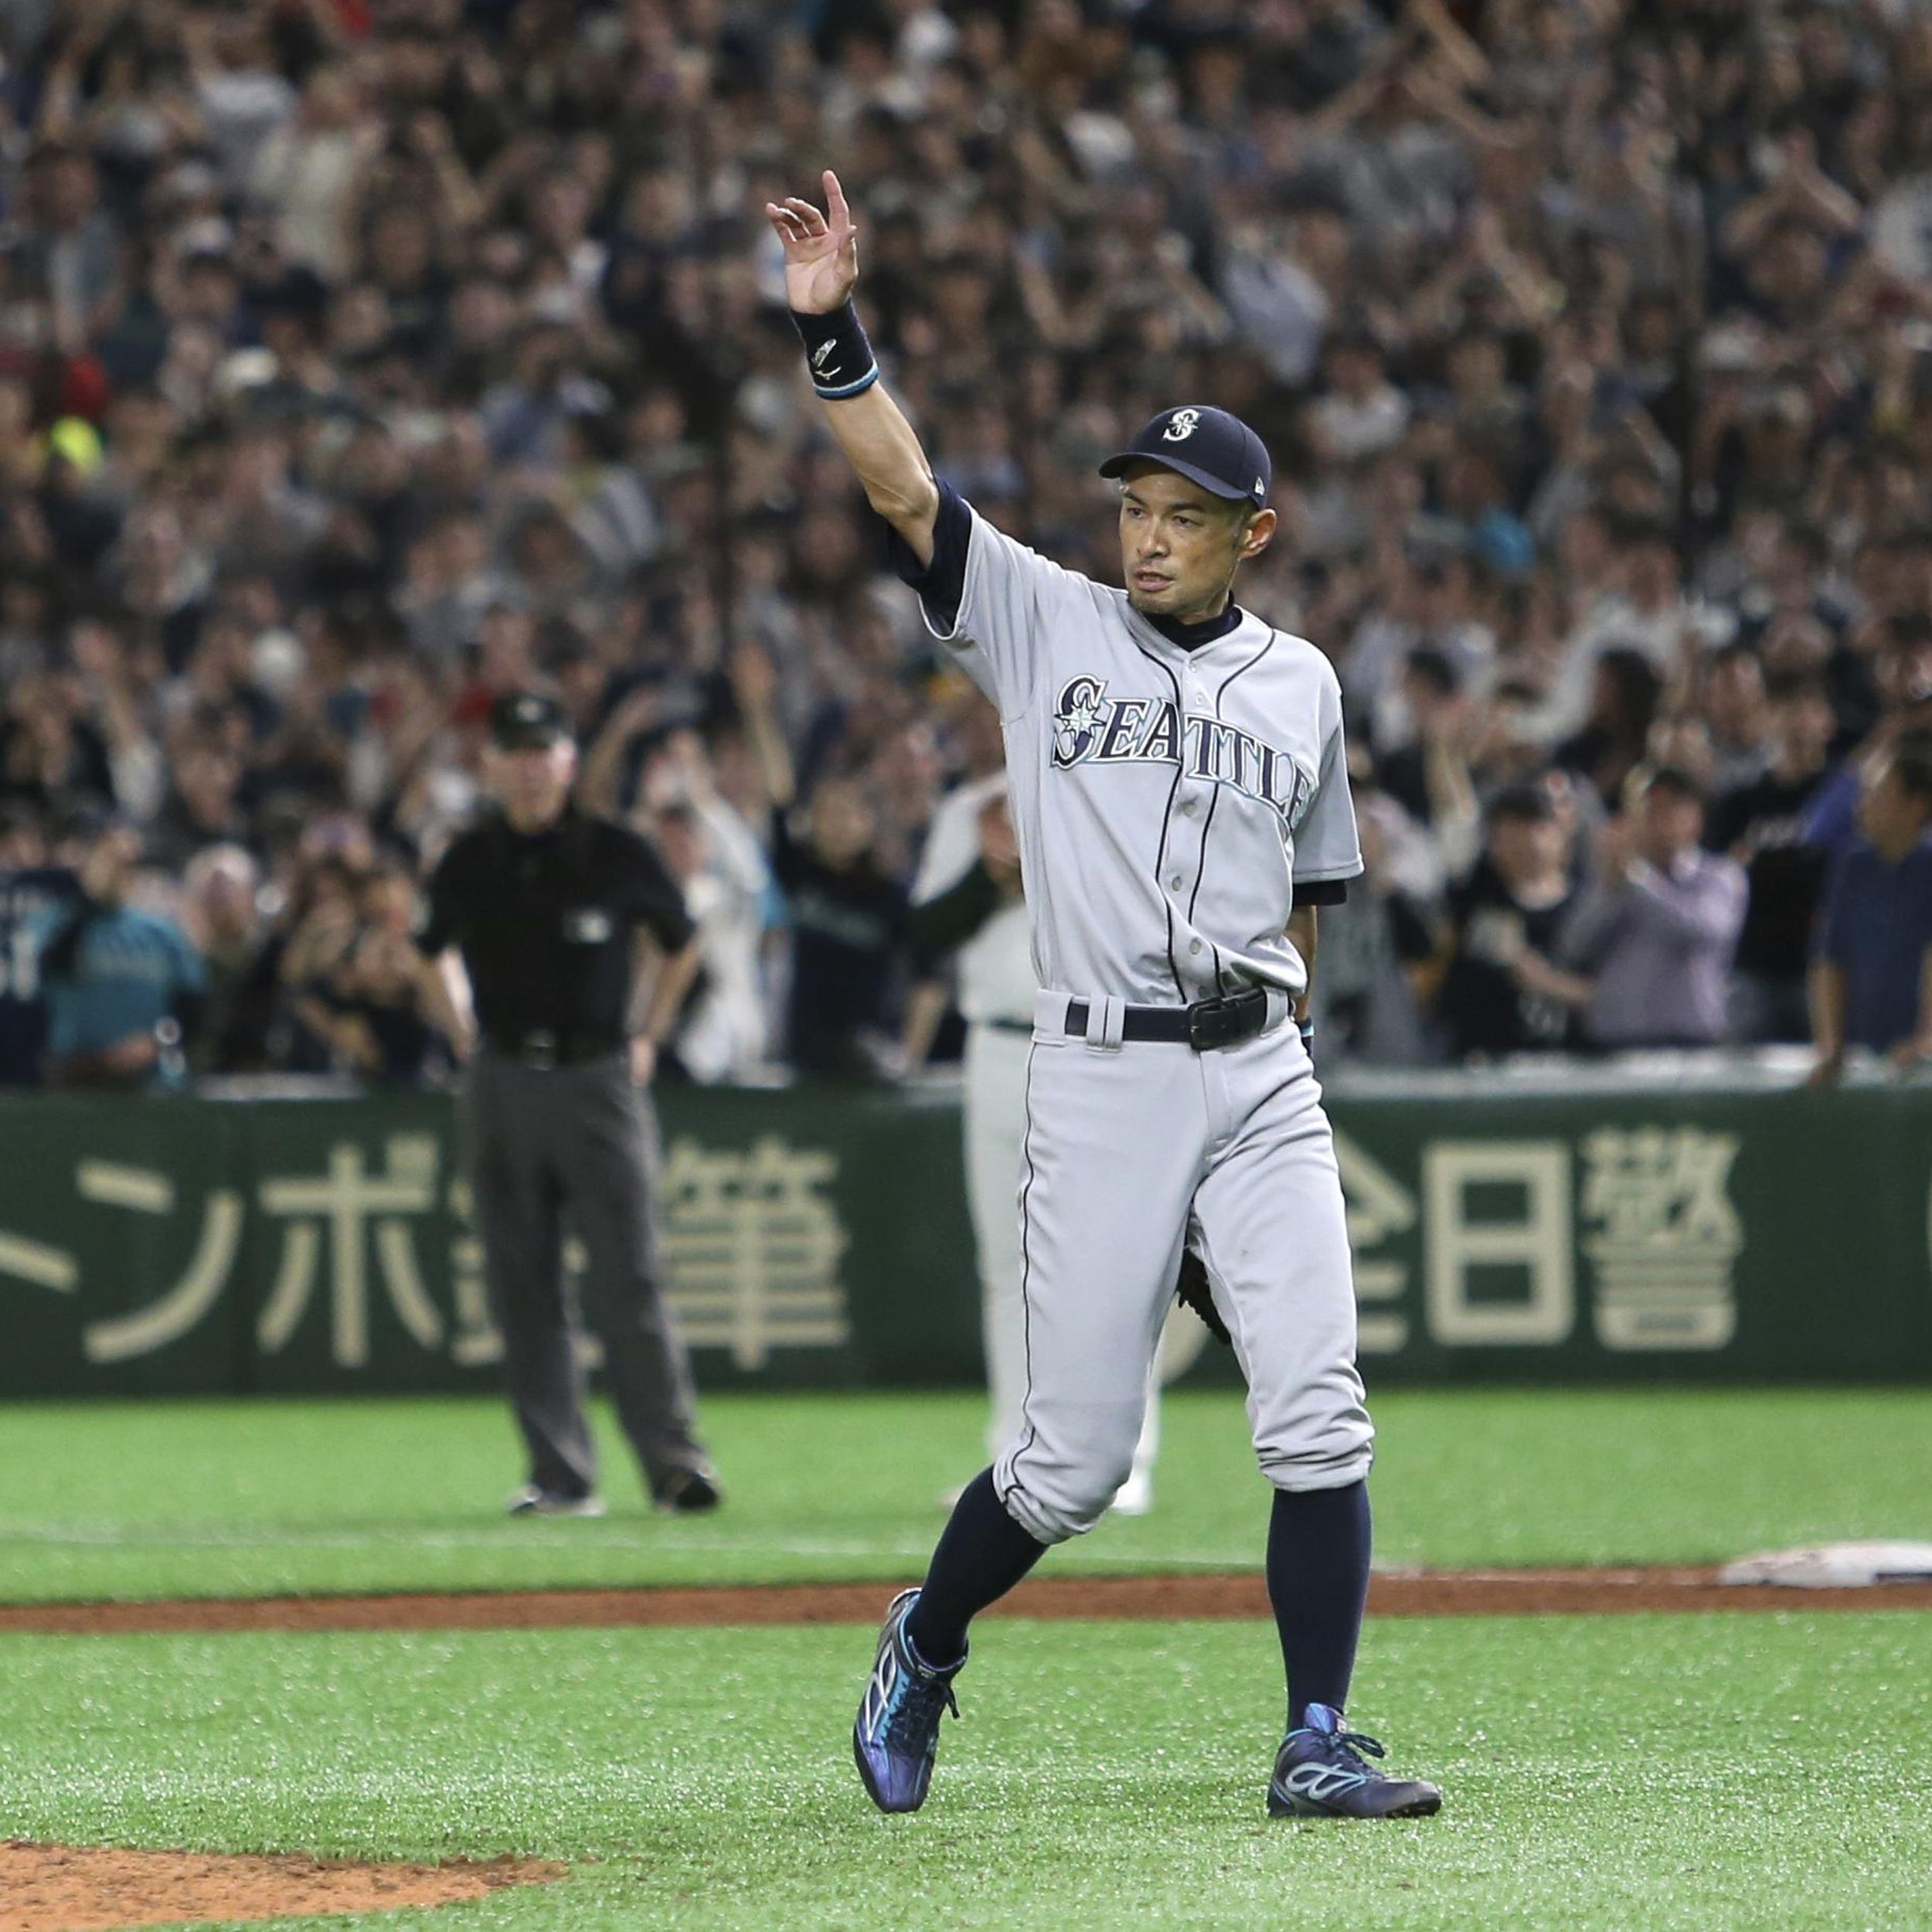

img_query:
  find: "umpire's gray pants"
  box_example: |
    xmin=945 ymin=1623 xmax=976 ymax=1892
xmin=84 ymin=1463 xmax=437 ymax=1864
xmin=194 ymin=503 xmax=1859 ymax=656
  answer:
xmin=461 ymin=1049 xmax=706 ymax=1500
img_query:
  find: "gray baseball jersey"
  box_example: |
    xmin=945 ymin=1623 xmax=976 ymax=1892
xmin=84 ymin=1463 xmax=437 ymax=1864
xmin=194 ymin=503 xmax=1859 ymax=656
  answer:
xmin=925 ymin=502 xmax=1362 ymax=1005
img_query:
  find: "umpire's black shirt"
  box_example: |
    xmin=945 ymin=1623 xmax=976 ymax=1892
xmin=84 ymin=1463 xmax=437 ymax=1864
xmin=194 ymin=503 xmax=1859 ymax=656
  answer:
xmin=420 ymin=804 xmax=695 ymax=1053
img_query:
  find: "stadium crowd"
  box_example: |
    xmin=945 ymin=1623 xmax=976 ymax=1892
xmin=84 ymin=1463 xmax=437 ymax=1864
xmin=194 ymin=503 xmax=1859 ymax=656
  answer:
xmin=1 ymin=0 xmax=1930 ymax=1090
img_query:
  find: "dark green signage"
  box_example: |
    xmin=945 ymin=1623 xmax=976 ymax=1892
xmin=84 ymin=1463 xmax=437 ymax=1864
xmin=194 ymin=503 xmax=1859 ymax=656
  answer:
xmin=1 ymin=1077 xmax=1926 ymax=1396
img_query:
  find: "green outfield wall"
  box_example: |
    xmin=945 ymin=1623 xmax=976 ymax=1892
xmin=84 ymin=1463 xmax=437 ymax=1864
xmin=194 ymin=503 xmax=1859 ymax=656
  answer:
xmin=2 ymin=1073 xmax=1928 ymax=1396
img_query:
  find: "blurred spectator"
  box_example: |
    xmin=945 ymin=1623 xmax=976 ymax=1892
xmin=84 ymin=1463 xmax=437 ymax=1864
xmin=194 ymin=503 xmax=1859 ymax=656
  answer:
xmin=273 ymin=849 xmax=366 ymax=1073
xmin=1311 ymin=773 xmax=1436 ymax=1065
xmin=31 ymin=815 xmax=204 ymax=1088
xmin=1435 ymin=784 xmax=1586 ymax=1060
xmin=1556 ymin=648 xmax=1664 ymax=811
xmin=623 ymin=720 xmax=777 ymax=1085
xmin=1376 ymin=648 xmax=1480 ymax=878
xmin=290 ymin=860 xmax=442 ymax=1086
xmin=1705 ymin=672 xmax=1839 ymax=1044
xmin=1801 ymin=620 xmax=1932 ymax=855
xmin=0 ymin=804 xmax=78 ymax=1087
xmin=733 ymin=645 xmax=909 ymax=1080
xmin=182 ymin=844 xmax=277 ymax=1076
xmin=1561 ymin=769 xmax=1747 ymax=1050
xmin=1810 ymin=733 xmax=1932 ymax=1082
xmin=1700 ymin=645 xmax=1771 ymax=794
xmin=650 ymin=795 xmax=774 ymax=1085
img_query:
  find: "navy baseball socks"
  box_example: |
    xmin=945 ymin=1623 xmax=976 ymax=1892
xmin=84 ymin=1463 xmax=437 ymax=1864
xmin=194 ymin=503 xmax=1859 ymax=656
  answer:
xmin=1265 ymin=1480 xmax=1441 ymax=1819
xmin=853 ymin=1469 xmax=1046 ymax=1813
xmin=905 ymin=1468 xmax=1046 ymax=1663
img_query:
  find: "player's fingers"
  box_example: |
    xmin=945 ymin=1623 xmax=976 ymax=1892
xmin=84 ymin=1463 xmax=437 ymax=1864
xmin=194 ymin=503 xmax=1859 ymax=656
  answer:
xmin=784 ymin=196 xmax=828 ymax=236
xmin=825 ymin=169 xmax=853 ymax=229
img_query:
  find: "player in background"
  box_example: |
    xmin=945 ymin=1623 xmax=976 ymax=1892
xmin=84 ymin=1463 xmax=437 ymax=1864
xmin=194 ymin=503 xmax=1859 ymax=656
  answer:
xmin=904 ymin=726 xmax=1171 ymax=1515
xmin=767 ymin=172 xmax=1440 ymax=1823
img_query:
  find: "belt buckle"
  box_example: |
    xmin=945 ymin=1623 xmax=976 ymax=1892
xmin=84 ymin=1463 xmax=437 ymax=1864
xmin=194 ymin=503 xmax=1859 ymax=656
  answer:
xmin=521 ymin=1030 xmax=559 ymax=1071
xmin=1186 ymin=989 xmax=1264 ymax=1053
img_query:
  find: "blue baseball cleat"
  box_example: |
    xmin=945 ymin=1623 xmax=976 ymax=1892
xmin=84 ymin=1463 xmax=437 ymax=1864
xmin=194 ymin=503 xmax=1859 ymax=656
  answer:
xmin=1267 ymin=1703 xmax=1442 ymax=1820
xmin=852 ymin=1588 xmax=964 ymax=1814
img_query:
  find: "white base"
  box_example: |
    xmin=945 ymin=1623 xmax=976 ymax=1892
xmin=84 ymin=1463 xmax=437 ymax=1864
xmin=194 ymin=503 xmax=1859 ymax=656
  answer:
xmin=1718 ymin=1540 xmax=1932 ymax=1588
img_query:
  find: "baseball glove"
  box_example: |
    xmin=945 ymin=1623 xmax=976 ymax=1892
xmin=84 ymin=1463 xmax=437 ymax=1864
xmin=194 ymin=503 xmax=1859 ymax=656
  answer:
xmin=1175 ymin=1247 xmax=1230 ymax=1345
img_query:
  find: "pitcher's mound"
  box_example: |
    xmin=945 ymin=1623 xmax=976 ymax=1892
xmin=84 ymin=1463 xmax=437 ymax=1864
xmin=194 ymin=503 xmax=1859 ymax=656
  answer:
xmin=0 ymin=1840 xmax=566 ymax=1930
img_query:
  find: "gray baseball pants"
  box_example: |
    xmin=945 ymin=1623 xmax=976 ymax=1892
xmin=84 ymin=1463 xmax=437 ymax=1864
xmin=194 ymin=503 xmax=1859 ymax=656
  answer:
xmin=992 ymin=991 xmax=1374 ymax=1545
xmin=461 ymin=1048 xmax=706 ymax=1500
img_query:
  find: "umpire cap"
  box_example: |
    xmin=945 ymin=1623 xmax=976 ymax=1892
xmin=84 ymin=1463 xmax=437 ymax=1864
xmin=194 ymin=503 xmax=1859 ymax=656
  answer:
xmin=1099 ymin=405 xmax=1272 ymax=510
xmin=490 ymin=689 xmax=572 ymax=751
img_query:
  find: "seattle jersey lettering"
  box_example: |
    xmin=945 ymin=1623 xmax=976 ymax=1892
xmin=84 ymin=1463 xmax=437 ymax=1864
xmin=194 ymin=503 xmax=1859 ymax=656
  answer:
xmin=1050 ymin=675 xmax=1313 ymax=827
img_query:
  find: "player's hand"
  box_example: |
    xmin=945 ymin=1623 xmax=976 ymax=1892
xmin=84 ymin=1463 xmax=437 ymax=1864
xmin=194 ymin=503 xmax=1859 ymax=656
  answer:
xmin=764 ymin=170 xmax=859 ymax=315
xmin=628 ymin=1035 xmax=658 ymax=1086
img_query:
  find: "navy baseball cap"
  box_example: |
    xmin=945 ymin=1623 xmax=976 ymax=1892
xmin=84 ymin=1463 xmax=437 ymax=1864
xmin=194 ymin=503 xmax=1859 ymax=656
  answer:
xmin=489 ymin=689 xmax=572 ymax=751
xmin=1099 ymin=405 xmax=1272 ymax=509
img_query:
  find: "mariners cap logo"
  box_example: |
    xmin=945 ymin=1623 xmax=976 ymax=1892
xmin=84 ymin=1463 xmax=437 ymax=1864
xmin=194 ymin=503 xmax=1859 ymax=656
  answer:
xmin=1162 ymin=408 xmax=1201 ymax=442
xmin=515 ymin=697 xmax=544 ymax=724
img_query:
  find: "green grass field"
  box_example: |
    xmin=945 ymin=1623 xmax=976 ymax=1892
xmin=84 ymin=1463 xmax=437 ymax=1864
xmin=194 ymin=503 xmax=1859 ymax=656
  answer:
xmin=4 ymin=1615 xmax=1930 ymax=1930
xmin=4 ymin=1388 xmax=1931 ymax=1930
xmin=4 ymin=1387 xmax=1930 ymax=1601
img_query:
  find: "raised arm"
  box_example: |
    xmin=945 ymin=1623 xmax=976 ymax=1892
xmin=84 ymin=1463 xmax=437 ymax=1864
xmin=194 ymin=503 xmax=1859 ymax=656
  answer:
xmin=765 ymin=172 xmax=940 ymax=566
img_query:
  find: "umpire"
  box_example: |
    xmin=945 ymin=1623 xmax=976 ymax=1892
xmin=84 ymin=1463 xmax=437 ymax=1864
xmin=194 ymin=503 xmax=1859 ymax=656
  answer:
xmin=419 ymin=691 xmax=721 ymax=1515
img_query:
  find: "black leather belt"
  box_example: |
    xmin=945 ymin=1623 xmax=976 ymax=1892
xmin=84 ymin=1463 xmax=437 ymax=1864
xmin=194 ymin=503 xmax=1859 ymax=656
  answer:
xmin=1065 ymin=986 xmax=1273 ymax=1053
xmin=487 ymin=1029 xmax=622 ymax=1070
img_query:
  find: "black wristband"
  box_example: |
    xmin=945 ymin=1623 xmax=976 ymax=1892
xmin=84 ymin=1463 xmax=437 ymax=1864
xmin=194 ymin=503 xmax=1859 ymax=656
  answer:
xmin=790 ymin=301 xmax=879 ymax=400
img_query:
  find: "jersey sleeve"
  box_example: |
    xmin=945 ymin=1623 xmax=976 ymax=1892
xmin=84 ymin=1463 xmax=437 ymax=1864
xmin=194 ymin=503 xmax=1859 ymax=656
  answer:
xmin=1293 ymin=673 xmax=1364 ymax=886
xmin=886 ymin=482 xmax=971 ymax=634
xmin=888 ymin=485 xmax=1070 ymax=720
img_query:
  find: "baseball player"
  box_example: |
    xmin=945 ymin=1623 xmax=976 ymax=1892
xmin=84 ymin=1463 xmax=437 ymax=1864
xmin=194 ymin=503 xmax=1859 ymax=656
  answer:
xmin=910 ymin=772 xmax=1163 ymax=1514
xmin=767 ymin=174 xmax=1440 ymax=1821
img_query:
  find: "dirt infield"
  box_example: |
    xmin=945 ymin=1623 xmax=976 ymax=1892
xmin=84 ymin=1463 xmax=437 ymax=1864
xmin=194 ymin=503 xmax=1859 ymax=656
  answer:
xmin=5 ymin=1566 xmax=1932 ymax=1636
xmin=0 ymin=1841 xmax=563 ymax=1931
